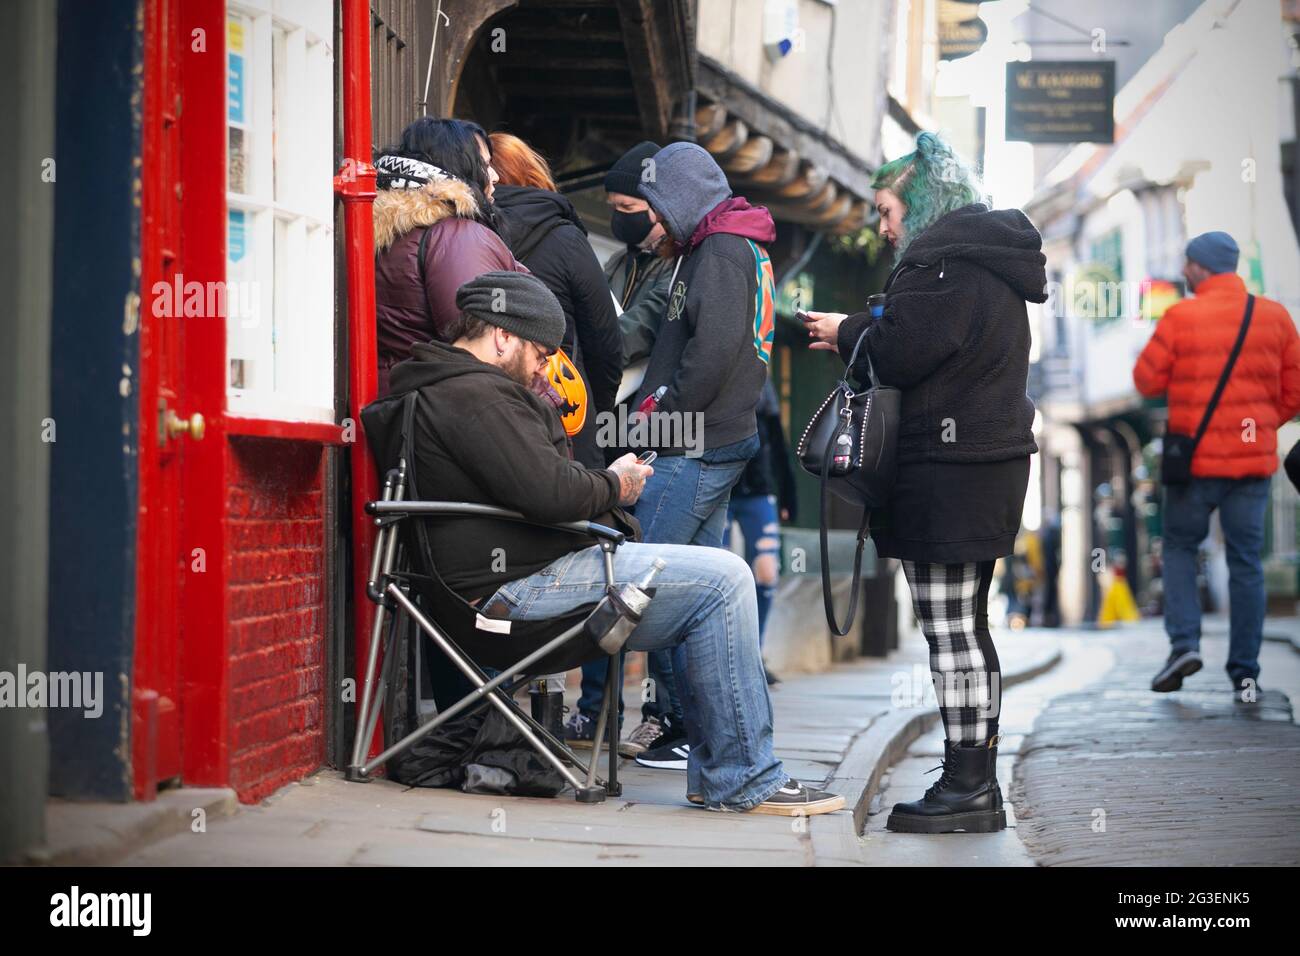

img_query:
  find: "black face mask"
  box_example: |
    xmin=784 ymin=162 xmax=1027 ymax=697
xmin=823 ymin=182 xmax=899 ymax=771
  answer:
xmin=610 ymin=208 xmax=653 ymax=247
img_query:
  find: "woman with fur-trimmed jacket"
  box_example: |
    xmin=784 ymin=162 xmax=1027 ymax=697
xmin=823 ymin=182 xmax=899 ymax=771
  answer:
xmin=373 ymin=117 xmax=528 ymax=395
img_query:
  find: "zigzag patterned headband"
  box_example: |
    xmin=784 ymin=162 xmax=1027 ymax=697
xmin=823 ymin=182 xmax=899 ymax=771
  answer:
xmin=375 ymin=155 xmax=453 ymax=190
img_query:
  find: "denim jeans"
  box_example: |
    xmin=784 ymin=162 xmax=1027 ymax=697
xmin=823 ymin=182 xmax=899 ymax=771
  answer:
xmin=577 ymin=434 xmax=760 ymax=724
xmin=724 ymin=493 xmax=781 ymax=647
xmin=1162 ymin=475 xmax=1270 ymax=682
xmin=481 ymin=541 xmax=786 ymax=809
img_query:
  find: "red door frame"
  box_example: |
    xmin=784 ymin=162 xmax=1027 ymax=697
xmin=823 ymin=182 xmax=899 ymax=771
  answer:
xmin=135 ymin=0 xmax=379 ymax=798
xmin=135 ymin=0 xmax=231 ymax=799
xmin=135 ymin=0 xmax=186 ymax=800
xmin=175 ymin=0 xmax=234 ymax=791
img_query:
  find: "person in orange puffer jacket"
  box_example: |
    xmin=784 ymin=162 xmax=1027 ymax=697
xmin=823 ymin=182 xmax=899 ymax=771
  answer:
xmin=1134 ymin=231 xmax=1300 ymax=700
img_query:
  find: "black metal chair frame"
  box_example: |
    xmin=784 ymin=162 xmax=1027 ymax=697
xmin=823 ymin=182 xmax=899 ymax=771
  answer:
xmin=346 ymin=410 xmax=633 ymax=801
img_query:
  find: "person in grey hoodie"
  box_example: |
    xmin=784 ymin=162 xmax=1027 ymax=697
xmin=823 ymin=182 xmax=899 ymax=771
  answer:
xmin=569 ymin=142 xmax=780 ymax=771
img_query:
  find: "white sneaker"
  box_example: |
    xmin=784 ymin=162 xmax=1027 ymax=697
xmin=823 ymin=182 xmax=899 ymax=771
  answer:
xmin=618 ymin=717 xmax=663 ymax=758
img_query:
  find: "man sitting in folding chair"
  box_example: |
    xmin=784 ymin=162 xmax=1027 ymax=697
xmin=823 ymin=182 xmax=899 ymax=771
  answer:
xmin=383 ymin=270 xmax=843 ymax=816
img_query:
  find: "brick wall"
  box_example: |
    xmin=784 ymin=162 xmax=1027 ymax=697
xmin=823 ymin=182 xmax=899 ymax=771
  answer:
xmin=226 ymin=436 xmax=327 ymax=802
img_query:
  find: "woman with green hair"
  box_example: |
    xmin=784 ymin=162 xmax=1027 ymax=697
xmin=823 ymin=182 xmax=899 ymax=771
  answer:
xmin=805 ymin=131 xmax=1049 ymax=834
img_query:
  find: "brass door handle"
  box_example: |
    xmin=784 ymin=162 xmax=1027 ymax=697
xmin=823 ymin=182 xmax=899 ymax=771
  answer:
xmin=166 ymin=410 xmax=205 ymax=442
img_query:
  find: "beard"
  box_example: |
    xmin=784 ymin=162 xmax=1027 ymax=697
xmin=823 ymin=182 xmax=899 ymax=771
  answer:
xmin=503 ymin=347 xmax=537 ymax=388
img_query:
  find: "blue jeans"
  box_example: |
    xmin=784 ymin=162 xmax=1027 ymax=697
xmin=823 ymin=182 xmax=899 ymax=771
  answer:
xmin=577 ymin=434 xmax=760 ymax=724
xmin=724 ymin=494 xmax=781 ymax=647
xmin=1162 ymin=476 xmax=1270 ymax=681
xmin=481 ymin=541 xmax=786 ymax=808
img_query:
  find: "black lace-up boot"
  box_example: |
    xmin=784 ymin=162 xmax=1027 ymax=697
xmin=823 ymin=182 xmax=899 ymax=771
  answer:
xmin=885 ymin=737 xmax=1006 ymax=833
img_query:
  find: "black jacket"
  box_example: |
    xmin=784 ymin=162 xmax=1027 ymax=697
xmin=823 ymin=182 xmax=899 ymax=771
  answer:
xmin=732 ymin=380 xmax=797 ymax=519
xmin=631 ymin=233 xmax=769 ymax=454
xmin=837 ymin=203 xmax=1048 ymax=466
xmin=387 ymin=341 xmax=639 ymax=603
xmin=494 ymin=185 xmax=623 ymax=469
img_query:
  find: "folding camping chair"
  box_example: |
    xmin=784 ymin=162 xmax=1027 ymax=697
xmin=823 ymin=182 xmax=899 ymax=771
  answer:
xmin=346 ymin=391 xmax=661 ymax=802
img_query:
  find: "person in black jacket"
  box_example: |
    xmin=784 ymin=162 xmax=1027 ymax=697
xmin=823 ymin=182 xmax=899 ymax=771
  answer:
xmin=804 ymin=132 xmax=1048 ymax=835
xmin=490 ymin=132 xmax=624 ymax=472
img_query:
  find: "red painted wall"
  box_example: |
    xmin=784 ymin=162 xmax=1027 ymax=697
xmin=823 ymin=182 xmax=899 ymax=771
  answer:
xmin=226 ymin=436 xmax=327 ymax=802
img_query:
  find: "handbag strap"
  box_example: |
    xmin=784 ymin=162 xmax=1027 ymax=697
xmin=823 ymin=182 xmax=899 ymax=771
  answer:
xmin=817 ymin=401 xmax=871 ymax=637
xmin=842 ymin=325 xmax=880 ymax=389
xmin=1190 ymin=295 xmax=1255 ymax=448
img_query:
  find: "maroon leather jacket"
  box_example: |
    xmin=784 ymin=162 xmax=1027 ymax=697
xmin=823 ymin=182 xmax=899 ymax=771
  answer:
xmin=373 ymin=177 xmax=527 ymax=394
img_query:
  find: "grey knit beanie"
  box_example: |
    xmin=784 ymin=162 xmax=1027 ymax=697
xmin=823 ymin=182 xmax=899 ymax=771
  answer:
xmin=637 ymin=142 xmax=732 ymax=243
xmin=455 ymin=271 xmax=566 ymax=350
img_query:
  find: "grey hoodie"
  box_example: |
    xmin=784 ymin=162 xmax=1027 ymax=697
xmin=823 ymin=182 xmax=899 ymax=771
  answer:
xmin=636 ymin=142 xmax=732 ymax=243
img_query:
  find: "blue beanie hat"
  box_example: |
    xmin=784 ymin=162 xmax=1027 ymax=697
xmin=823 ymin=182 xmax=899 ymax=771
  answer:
xmin=1185 ymin=231 xmax=1239 ymax=275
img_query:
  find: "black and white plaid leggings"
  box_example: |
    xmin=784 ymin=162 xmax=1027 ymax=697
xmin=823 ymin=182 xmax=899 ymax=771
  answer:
xmin=901 ymin=560 xmax=1001 ymax=747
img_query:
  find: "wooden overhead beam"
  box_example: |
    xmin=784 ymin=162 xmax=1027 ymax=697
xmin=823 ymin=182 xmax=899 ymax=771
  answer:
xmin=774 ymin=161 xmax=828 ymax=200
xmin=701 ymin=118 xmax=748 ymax=162
xmin=833 ymin=200 xmax=871 ymax=234
xmin=741 ymin=147 xmax=800 ymax=189
xmin=615 ymin=0 xmax=693 ymax=142
xmin=697 ymin=55 xmax=876 ymax=200
xmin=694 ymin=103 xmax=727 ymax=141
xmin=724 ymin=135 xmax=774 ymax=175
xmin=800 ymin=180 xmax=839 ymax=216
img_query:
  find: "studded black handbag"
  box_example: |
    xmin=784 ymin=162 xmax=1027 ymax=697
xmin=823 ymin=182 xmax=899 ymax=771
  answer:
xmin=796 ymin=321 xmax=900 ymax=635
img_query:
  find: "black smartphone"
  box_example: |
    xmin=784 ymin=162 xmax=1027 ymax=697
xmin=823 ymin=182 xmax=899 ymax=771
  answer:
xmin=795 ymin=310 xmax=811 ymax=323
xmin=636 ymin=451 xmax=658 ymax=466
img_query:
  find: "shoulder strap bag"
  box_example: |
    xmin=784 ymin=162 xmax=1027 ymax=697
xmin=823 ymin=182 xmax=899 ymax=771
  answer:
xmin=795 ymin=319 xmax=901 ymax=635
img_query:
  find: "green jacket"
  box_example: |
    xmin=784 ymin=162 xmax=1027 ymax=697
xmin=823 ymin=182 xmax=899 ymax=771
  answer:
xmin=604 ymin=246 xmax=676 ymax=364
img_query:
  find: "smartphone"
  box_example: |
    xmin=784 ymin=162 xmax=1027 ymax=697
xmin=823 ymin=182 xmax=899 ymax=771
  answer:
xmin=636 ymin=451 xmax=658 ymax=466
xmin=795 ymin=310 xmax=811 ymax=323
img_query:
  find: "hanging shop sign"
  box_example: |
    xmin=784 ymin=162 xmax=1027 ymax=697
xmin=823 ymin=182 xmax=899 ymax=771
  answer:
xmin=938 ymin=1 xmax=987 ymax=60
xmin=1006 ymin=60 xmax=1115 ymax=144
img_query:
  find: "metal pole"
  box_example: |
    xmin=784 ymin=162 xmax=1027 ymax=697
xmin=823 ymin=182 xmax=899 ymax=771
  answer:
xmin=336 ymin=0 xmax=382 ymax=765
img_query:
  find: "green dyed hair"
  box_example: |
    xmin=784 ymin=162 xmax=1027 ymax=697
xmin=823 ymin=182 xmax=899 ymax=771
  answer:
xmin=872 ymin=131 xmax=986 ymax=258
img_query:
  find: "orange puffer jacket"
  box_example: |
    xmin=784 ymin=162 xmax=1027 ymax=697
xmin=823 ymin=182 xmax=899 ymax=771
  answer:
xmin=1134 ymin=273 xmax=1300 ymax=477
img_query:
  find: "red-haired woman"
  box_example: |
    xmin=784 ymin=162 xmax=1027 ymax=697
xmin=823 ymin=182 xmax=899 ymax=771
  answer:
xmin=489 ymin=132 xmax=623 ymax=473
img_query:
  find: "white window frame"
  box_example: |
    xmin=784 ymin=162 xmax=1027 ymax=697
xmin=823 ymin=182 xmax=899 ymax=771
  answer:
xmin=226 ymin=0 xmax=334 ymax=423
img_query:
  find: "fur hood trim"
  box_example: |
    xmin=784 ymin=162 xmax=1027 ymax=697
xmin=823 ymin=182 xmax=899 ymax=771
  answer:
xmin=373 ymin=177 xmax=482 ymax=251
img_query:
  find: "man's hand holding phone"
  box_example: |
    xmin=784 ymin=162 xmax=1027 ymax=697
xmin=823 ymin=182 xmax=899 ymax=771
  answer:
xmin=610 ymin=452 xmax=655 ymax=506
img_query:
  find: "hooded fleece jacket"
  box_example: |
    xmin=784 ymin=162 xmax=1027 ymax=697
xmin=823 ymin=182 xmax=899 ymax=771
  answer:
xmin=388 ymin=340 xmax=640 ymax=602
xmin=633 ymin=145 xmax=778 ymax=455
xmin=373 ymin=177 xmax=527 ymax=395
xmin=836 ymin=202 xmax=1049 ymax=465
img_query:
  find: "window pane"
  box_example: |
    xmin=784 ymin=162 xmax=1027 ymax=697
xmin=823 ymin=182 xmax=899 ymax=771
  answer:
xmin=225 ymin=3 xmax=333 ymax=423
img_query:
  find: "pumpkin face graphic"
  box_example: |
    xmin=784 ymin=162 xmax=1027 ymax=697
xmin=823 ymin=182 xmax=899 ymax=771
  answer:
xmin=546 ymin=348 xmax=587 ymax=436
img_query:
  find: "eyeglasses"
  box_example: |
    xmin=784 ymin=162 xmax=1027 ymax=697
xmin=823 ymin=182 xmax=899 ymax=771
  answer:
xmin=527 ymin=341 xmax=557 ymax=366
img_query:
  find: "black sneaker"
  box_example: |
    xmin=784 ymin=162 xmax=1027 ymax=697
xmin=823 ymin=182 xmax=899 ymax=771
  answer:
xmin=633 ymin=714 xmax=690 ymax=769
xmin=562 ymin=708 xmax=597 ymax=749
xmin=746 ymin=779 xmax=845 ymax=816
xmin=634 ymin=737 xmax=690 ymax=770
xmin=1151 ymin=649 xmax=1203 ymax=692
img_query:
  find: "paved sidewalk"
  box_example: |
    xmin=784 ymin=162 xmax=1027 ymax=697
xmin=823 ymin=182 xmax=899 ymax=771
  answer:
xmin=859 ymin=632 xmax=1117 ymax=866
xmin=95 ymin=632 xmax=1061 ymax=866
xmin=1011 ymin=627 xmax=1300 ymax=866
